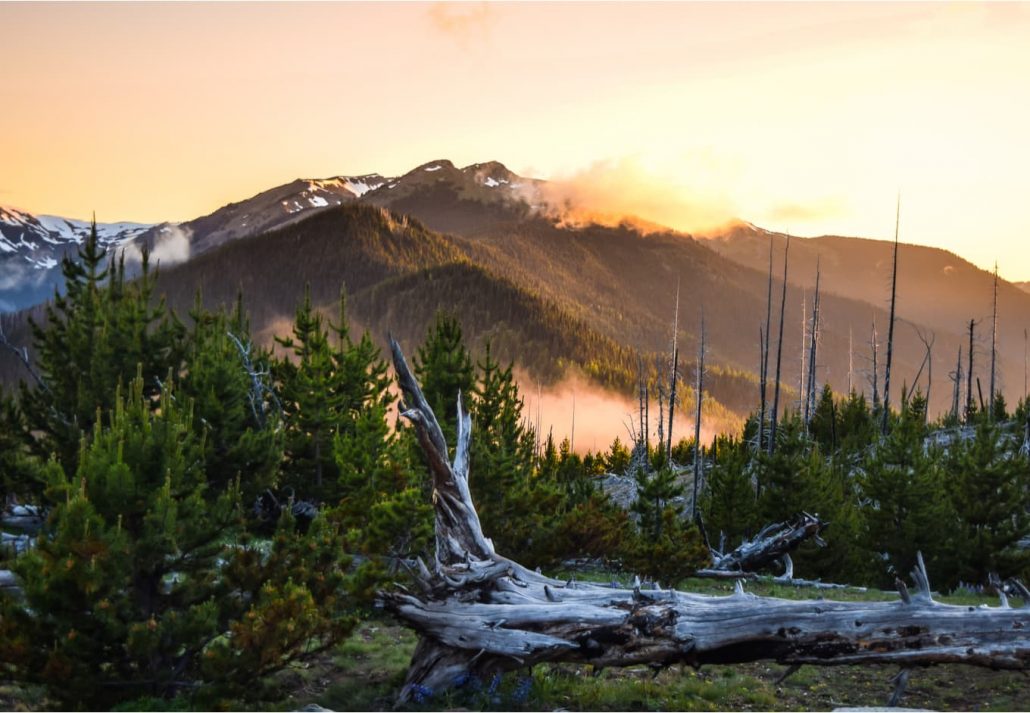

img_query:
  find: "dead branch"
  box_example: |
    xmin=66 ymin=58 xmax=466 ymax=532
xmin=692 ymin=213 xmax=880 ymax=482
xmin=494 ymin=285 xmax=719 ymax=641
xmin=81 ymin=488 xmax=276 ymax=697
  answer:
xmin=379 ymin=340 xmax=1030 ymax=706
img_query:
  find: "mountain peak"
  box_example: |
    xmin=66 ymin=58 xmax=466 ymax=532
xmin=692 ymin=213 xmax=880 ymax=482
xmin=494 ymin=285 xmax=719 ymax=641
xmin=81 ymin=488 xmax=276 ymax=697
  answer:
xmin=411 ymin=159 xmax=457 ymax=174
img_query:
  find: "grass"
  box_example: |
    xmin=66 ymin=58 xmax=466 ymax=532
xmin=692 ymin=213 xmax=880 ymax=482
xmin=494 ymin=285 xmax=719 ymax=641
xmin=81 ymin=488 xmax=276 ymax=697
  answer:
xmin=280 ymin=618 xmax=1029 ymax=712
xmin=275 ymin=571 xmax=1028 ymax=712
xmin=3 ymin=578 xmax=1026 ymax=711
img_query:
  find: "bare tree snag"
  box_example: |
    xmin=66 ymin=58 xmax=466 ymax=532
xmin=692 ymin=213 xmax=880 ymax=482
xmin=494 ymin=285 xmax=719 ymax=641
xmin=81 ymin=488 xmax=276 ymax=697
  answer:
xmin=849 ymin=326 xmax=854 ymax=395
xmin=990 ymin=263 xmax=999 ymax=419
xmin=804 ymin=260 xmax=821 ymax=428
xmin=757 ymin=325 xmax=766 ymax=454
xmin=951 ymin=346 xmax=963 ymax=422
xmin=769 ymin=235 xmax=790 ymax=454
xmin=0 ymin=569 xmax=20 ymax=593
xmin=691 ymin=309 xmax=705 ymax=520
xmin=667 ymin=279 xmax=681 ymax=462
xmin=380 ymin=340 xmax=1030 ymax=706
xmin=882 ymin=195 xmax=901 ymax=434
xmin=967 ymin=318 xmax=977 ymax=422
xmin=759 ymin=236 xmax=774 ymax=454
xmin=870 ymin=319 xmax=880 ymax=410
xmin=799 ymin=291 xmax=807 ymax=414
xmin=912 ymin=327 xmax=935 ymax=423
xmin=698 ymin=513 xmax=828 ymax=577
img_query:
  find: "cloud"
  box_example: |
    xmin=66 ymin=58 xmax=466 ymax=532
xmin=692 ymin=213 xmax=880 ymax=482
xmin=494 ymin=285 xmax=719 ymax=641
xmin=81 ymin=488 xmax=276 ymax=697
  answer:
xmin=763 ymin=197 xmax=848 ymax=224
xmin=517 ymin=157 xmax=739 ymax=235
xmin=123 ymin=224 xmax=191 ymax=267
xmin=516 ymin=370 xmax=731 ymax=455
xmin=427 ymin=2 xmax=493 ymax=48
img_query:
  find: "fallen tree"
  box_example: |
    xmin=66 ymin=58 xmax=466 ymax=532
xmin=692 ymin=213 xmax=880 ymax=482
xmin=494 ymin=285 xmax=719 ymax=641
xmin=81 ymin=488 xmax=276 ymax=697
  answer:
xmin=379 ymin=339 xmax=1030 ymax=705
xmin=697 ymin=512 xmax=828 ymax=578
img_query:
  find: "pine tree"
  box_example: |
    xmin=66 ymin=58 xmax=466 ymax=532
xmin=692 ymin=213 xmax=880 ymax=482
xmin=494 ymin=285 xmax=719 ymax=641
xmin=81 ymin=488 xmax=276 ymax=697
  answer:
xmin=752 ymin=413 xmax=863 ymax=581
xmin=275 ymin=287 xmax=345 ymax=500
xmin=605 ymin=436 xmax=632 ymax=475
xmin=180 ymin=294 xmax=281 ymax=500
xmin=0 ymin=386 xmax=49 ymax=503
xmin=4 ymin=372 xmax=232 ymax=705
xmin=626 ymin=465 xmax=708 ymax=586
xmin=858 ymin=402 xmax=960 ymax=588
xmin=20 ymin=226 xmax=185 ymax=475
xmin=2 ymin=372 xmax=354 ymax=707
xmin=808 ymin=384 xmax=839 ymax=453
xmin=470 ymin=345 xmax=532 ymax=519
xmin=946 ymin=419 xmax=1030 ymax=584
xmin=701 ymin=434 xmax=759 ymax=548
xmin=836 ymin=390 xmax=876 ymax=458
xmin=414 ymin=311 xmax=474 ymax=449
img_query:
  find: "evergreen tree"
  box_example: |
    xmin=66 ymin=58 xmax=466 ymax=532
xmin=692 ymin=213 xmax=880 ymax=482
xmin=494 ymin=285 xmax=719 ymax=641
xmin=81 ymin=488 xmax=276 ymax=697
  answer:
xmin=20 ymin=227 xmax=185 ymax=475
xmin=701 ymin=434 xmax=759 ymax=548
xmin=414 ymin=311 xmax=474 ymax=449
xmin=180 ymin=294 xmax=281 ymax=500
xmin=0 ymin=386 xmax=47 ymax=503
xmin=858 ymin=402 xmax=960 ymax=588
xmin=275 ymin=287 xmax=345 ymax=500
xmin=946 ymin=419 xmax=1030 ymax=583
xmin=625 ymin=465 xmax=708 ymax=586
xmin=836 ymin=390 xmax=876 ymax=457
xmin=1 ymin=372 xmax=352 ymax=707
xmin=470 ymin=345 xmax=533 ymax=525
xmin=753 ymin=413 xmax=863 ymax=581
xmin=604 ymin=436 xmax=632 ymax=475
xmin=809 ymin=384 xmax=839 ymax=454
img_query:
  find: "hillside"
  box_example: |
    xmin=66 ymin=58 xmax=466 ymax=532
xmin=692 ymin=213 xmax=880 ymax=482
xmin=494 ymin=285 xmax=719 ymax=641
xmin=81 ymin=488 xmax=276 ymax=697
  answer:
xmin=0 ymin=206 xmax=151 ymax=312
xmin=699 ymin=223 xmax=1029 ymax=409
xmin=5 ymin=158 xmax=1025 ymax=427
xmin=143 ymin=204 xmax=755 ymax=425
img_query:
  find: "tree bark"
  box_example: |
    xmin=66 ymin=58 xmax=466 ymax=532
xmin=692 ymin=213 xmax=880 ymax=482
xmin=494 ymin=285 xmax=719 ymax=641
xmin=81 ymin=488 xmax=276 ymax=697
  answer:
xmin=380 ymin=339 xmax=1030 ymax=706
xmin=990 ymin=264 xmax=999 ymax=420
xmin=769 ymin=236 xmax=790 ymax=454
xmin=698 ymin=513 xmax=828 ymax=577
xmin=882 ymin=196 xmax=900 ymax=434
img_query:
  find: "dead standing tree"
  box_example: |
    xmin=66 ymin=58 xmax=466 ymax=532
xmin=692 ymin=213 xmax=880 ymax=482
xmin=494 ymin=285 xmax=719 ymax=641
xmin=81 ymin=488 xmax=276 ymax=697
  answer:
xmin=990 ymin=263 xmax=1000 ymax=419
xmin=380 ymin=339 xmax=1030 ymax=706
xmin=768 ymin=235 xmax=791 ymax=454
xmin=881 ymin=196 xmax=901 ymax=435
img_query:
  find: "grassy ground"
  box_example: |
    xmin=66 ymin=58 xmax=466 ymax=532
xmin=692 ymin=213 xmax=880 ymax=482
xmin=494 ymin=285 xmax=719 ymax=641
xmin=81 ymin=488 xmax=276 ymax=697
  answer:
xmin=278 ymin=578 xmax=1030 ymax=712
xmin=285 ymin=619 xmax=1030 ymax=712
xmin=4 ymin=578 xmax=1027 ymax=711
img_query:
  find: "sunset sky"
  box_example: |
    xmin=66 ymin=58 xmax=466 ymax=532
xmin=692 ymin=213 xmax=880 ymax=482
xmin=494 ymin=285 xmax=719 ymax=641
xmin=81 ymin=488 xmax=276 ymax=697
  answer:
xmin=3 ymin=2 xmax=1030 ymax=279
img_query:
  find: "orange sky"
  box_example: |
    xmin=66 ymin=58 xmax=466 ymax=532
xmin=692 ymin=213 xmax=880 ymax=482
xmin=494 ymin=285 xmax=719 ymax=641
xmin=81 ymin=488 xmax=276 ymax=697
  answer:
xmin=3 ymin=2 xmax=1030 ymax=279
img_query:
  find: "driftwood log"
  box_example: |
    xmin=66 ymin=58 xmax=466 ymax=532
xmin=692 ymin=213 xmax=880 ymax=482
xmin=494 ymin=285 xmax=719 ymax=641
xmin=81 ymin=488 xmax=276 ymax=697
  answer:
xmin=379 ymin=339 xmax=1030 ymax=705
xmin=697 ymin=512 xmax=828 ymax=579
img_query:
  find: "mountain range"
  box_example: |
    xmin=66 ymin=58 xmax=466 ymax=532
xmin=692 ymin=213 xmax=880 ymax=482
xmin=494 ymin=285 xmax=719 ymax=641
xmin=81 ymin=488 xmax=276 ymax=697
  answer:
xmin=3 ymin=159 xmax=1028 ymax=437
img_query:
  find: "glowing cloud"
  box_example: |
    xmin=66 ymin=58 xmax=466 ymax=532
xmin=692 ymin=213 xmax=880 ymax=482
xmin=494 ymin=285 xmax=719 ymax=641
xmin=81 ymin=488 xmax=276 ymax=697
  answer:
xmin=520 ymin=157 xmax=738 ymax=235
xmin=427 ymin=2 xmax=493 ymax=49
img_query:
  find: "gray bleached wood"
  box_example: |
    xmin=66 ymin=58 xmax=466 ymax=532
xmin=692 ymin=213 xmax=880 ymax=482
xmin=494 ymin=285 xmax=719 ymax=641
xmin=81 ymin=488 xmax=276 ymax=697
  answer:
xmin=379 ymin=339 xmax=1030 ymax=705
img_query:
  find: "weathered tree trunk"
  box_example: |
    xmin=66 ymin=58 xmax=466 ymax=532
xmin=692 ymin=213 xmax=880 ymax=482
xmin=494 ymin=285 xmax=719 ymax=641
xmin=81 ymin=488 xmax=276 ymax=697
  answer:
xmin=0 ymin=569 xmax=19 ymax=592
xmin=380 ymin=339 xmax=1030 ymax=706
xmin=990 ymin=264 xmax=999 ymax=419
xmin=757 ymin=325 xmax=766 ymax=454
xmin=667 ymin=280 xmax=680 ymax=462
xmin=759 ymin=237 xmax=774 ymax=453
xmin=952 ymin=346 xmax=963 ymax=422
xmin=804 ymin=261 xmax=821 ymax=428
xmin=769 ymin=235 xmax=790 ymax=454
xmin=871 ymin=319 xmax=880 ymax=409
xmin=967 ymin=318 xmax=976 ymax=422
xmin=697 ymin=513 xmax=828 ymax=577
xmin=691 ymin=309 xmax=705 ymax=520
xmin=881 ymin=197 xmax=901 ymax=434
